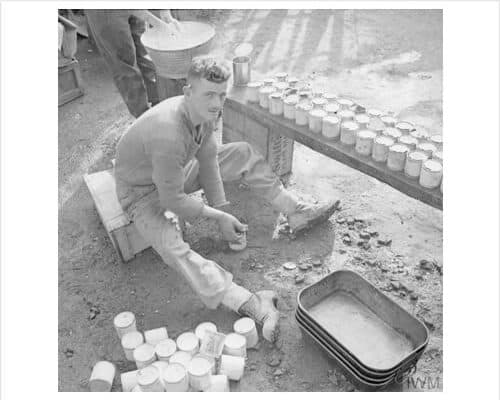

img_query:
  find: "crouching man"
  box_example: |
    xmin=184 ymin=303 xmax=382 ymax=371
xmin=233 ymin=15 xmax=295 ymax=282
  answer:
xmin=114 ymin=55 xmax=338 ymax=342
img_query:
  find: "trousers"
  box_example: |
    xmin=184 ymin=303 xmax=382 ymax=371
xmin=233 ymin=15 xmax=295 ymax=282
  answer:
xmin=122 ymin=142 xmax=289 ymax=309
xmin=86 ymin=10 xmax=160 ymax=117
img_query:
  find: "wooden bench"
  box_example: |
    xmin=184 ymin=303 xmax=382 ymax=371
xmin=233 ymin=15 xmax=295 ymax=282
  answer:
xmin=84 ymin=169 xmax=150 ymax=262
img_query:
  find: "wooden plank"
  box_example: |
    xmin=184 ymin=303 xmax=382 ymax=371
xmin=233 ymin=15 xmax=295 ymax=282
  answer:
xmin=58 ymin=59 xmax=84 ymax=106
xmin=225 ymin=94 xmax=442 ymax=210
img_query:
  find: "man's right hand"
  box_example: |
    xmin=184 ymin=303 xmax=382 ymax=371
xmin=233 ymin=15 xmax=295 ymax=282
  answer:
xmin=217 ymin=212 xmax=248 ymax=242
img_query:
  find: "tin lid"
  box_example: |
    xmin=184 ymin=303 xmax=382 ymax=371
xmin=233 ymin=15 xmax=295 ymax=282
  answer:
xmin=323 ymin=115 xmax=341 ymax=125
xmin=341 ymin=121 xmax=359 ymax=131
xmin=133 ymin=343 xmax=156 ymax=362
xmin=357 ymin=129 xmax=376 ymax=140
xmin=224 ymin=333 xmax=247 ymax=349
xmin=247 ymin=81 xmax=263 ymax=88
xmin=354 ymin=114 xmax=370 ymax=124
xmin=323 ymin=93 xmax=337 ymax=101
xmin=410 ymin=126 xmax=430 ymax=140
xmin=433 ymin=150 xmax=443 ymax=161
xmin=155 ymin=338 xmax=177 ymax=358
xmin=145 ymin=327 xmax=168 ymax=342
xmin=259 ymin=86 xmax=276 ymax=94
xmin=381 ymin=115 xmax=398 ymax=125
xmin=423 ymin=159 xmax=443 ymax=172
xmin=399 ymin=135 xmax=418 ymax=146
xmin=195 ymin=322 xmax=217 ymax=341
xmin=114 ymin=311 xmax=135 ymax=329
xmin=122 ymin=331 xmax=144 ymax=349
xmin=417 ymin=142 xmax=437 ymax=153
xmin=309 ymin=109 xmax=327 ymax=118
xmin=390 ymin=144 xmax=409 ymax=153
xmin=375 ymin=136 xmax=395 ymax=146
xmin=287 ymin=76 xmax=299 ymax=83
xmin=324 ymin=103 xmax=340 ymax=113
xmin=176 ymin=332 xmax=199 ymax=352
xmin=275 ymin=72 xmax=288 ymax=80
xmin=263 ymin=78 xmax=276 ymax=86
xmin=137 ymin=365 xmax=160 ymax=386
xmin=337 ymin=98 xmax=354 ymax=107
xmin=296 ymin=103 xmax=313 ymax=111
xmin=152 ymin=360 xmax=169 ymax=373
xmin=274 ymin=82 xmax=289 ymax=91
xmin=408 ymin=151 xmax=429 ymax=161
xmin=312 ymin=97 xmax=328 ymax=106
xmin=395 ymin=121 xmax=414 ymax=131
xmin=430 ymin=134 xmax=443 ymax=144
xmin=284 ymin=94 xmax=299 ymax=105
xmin=163 ymin=363 xmax=187 ymax=384
xmin=311 ymin=90 xmax=324 ymax=98
xmin=269 ymin=92 xmax=283 ymax=99
xmin=234 ymin=317 xmax=255 ymax=335
xmin=169 ymin=351 xmax=193 ymax=369
xmin=338 ymin=109 xmax=355 ymax=119
xmin=367 ymin=108 xmax=383 ymax=118
xmin=188 ymin=357 xmax=212 ymax=377
xmin=383 ymin=127 xmax=402 ymax=139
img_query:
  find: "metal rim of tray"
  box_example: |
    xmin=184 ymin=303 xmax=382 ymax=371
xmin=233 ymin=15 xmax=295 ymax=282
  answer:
xmin=296 ymin=307 xmax=424 ymax=379
xmin=296 ymin=270 xmax=429 ymax=373
xmin=295 ymin=313 xmax=394 ymax=390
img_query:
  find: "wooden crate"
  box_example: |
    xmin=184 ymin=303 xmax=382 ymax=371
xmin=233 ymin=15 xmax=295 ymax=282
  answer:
xmin=84 ymin=169 xmax=150 ymax=262
xmin=223 ymin=102 xmax=294 ymax=176
xmin=59 ymin=58 xmax=84 ymax=106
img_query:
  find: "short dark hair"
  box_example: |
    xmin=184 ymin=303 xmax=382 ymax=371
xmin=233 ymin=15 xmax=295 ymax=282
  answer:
xmin=187 ymin=55 xmax=231 ymax=84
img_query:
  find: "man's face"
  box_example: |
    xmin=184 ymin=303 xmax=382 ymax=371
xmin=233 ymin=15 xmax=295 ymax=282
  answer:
xmin=185 ymin=78 xmax=228 ymax=122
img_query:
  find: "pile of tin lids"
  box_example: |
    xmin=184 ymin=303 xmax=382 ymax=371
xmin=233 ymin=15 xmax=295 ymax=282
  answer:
xmin=88 ymin=311 xmax=260 ymax=392
xmin=245 ymin=73 xmax=443 ymax=193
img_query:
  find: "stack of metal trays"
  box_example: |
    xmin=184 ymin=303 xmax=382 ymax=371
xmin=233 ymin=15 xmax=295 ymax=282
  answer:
xmin=295 ymin=270 xmax=429 ymax=391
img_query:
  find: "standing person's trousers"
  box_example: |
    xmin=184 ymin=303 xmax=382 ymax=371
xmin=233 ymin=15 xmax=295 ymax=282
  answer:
xmin=86 ymin=10 xmax=159 ymax=118
xmin=118 ymin=142 xmax=295 ymax=309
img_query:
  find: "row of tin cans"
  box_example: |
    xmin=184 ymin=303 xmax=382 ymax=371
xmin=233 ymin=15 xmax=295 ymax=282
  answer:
xmin=244 ymin=75 xmax=443 ymax=192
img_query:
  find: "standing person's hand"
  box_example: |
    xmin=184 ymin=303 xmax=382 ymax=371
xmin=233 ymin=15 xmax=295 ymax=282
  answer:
xmin=160 ymin=10 xmax=181 ymax=31
xmin=217 ymin=212 xmax=248 ymax=242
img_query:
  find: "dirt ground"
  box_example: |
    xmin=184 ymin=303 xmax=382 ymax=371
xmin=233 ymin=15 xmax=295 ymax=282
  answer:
xmin=58 ymin=10 xmax=443 ymax=392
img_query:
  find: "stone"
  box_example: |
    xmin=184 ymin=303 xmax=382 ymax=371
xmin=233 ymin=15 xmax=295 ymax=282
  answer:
xmin=415 ymin=274 xmax=424 ymax=280
xmin=410 ymin=293 xmax=419 ymax=301
xmin=336 ymin=217 xmax=346 ymax=224
xmin=368 ymin=230 xmax=379 ymax=237
xmin=346 ymin=217 xmax=355 ymax=226
xmin=295 ymin=274 xmax=305 ymax=284
xmin=299 ymin=263 xmax=311 ymax=271
xmin=283 ymin=262 xmax=297 ymax=270
xmin=365 ymin=259 xmax=378 ymax=267
xmin=377 ymin=238 xmax=392 ymax=246
xmin=418 ymin=259 xmax=434 ymax=271
xmin=273 ymin=369 xmax=284 ymax=377
xmin=359 ymin=231 xmax=371 ymax=240
xmin=311 ymin=258 xmax=322 ymax=267
xmin=267 ymin=355 xmax=282 ymax=367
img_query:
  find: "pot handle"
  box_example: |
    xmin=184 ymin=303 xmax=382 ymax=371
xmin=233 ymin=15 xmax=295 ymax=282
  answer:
xmin=395 ymin=359 xmax=418 ymax=384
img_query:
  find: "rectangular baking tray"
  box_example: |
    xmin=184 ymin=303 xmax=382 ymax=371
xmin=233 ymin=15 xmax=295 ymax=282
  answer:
xmin=296 ymin=306 xmax=424 ymax=379
xmin=297 ymin=270 xmax=429 ymax=372
xmin=295 ymin=312 xmax=395 ymax=391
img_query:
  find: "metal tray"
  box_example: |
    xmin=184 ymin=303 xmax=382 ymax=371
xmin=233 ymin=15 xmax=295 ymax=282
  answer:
xmin=296 ymin=306 xmax=423 ymax=379
xmin=297 ymin=270 xmax=429 ymax=372
xmin=295 ymin=313 xmax=395 ymax=391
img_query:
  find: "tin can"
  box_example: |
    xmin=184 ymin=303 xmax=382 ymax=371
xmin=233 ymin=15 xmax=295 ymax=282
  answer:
xmin=205 ymin=375 xmax=230 ymax=392
xmin=152 ymin=360 xmax=169 ymax=388
xmin=419 ymin=160 xmax=443 ymax=189
xmin=275 ymin=72 xmax=288 ymax=82
xmin=137 ymin=365 xmax=164 ymax=392
xmin=367 ymin=109 xmax=383 ymax=119
xmin=340 ymin=121 xmax=359 ymax=146
xmin=258 ymin=86 xmax=275 ymax=109
xmin=195 ymin=322 xmax=218 ymax=342
xmin=195 ymin=352 xmax=217 ymax=374
xmin=429 ymin=135 xmax=443 ymax=151
xmin=234 ymin=317 xmax=259 ymax=348
xmin=323 ymin=93 xmax=337 ymax=103
xmin=122 ymin=331 xmax=144 ymax=361
xmin=404 ymin=151 xmax=429 ymax=179
xmin=283 ymin=95 xmax=299 ymax=119
xmin=232 ymin=56 xmax=251 ymax=86
xmin=176 ymin=332 xmax=200 ymax=356
xmin=312 ymin=97 xmax=328 ymax=109
xmin=410 ymin=126 xmax=431 ymax=142
xmin=273 ymin=81 xmax=289 ymax=93
xmin=89 ymin=361 xmax=116 ymax=392
xmin=416 ymin=142 xmax=437 ymax=157
xmin=229 ymin=231 xmax=247 ymax=251
xmin=380 ymin=115 xmax=398 ymax=127
xmin=398 ymin=135 xmax=419 ymax=151
xmin=268 ymin=93 xmax=284 ymax=116
xmin=354 ymin=114 xmax=370 ymax=129
xmin=223 ymin=333 xmax=247 ymax=358
xmin=382 ymin=127 xmax=402 ymax=141
xmin=246 ymin=81 xmax=263 ymax=103
xmin=199 ymin=331 xmax=226 ymax=358
xmin=308 ymin=109 xmax=327 ymax=133
xmin=287 ymin=77 xmax=299 ymax=87
xmin=324 ymin=103 xmax=340 ymax=115
xmin=372 ymin=136 xmax=395 ymax=163
xmin=145 ymin=327 xmax=169 ymax=346
xmin=155 ymin=338 xmax=177 ymax=362
xmin=113 ymin=311 xmax=136 ymax=339
xmin=133 ymin=343 xmax=157 ymax=369
xmin=120 ymin=369 xmax=139 ymax=392
xmin=355 ymin=130 xmax=377 ymax=156
xmin=432 ymin=150 xmax=443 ymax=164
xmin=322 ymin=116 xmax=341 ymax=140
xmin=395 ymin=121 xmax=414 ymax=135
xmin=295 ymin=103 xmax=312 ymax=126
xmin=163 ymin=363 xmax=189 ymax=392
xmin=263 ymin=78 xmax=276 ymax=87
xmin=387 ymin=144 xmax=410 ymax=171
xmin=169 ymin=351 xmax=193 ymax=369
xmin=337 ymin=98 xmax=354 ymax=110
xmin=311 ymin=89 xmax=324 ymax=98
xmin=219 ymin=355 xmax=245 ymax=381
xmin=188 ymin=357 xmax=213 ymax=391
xmin=338 ymin=109 xmax=355 ymax=122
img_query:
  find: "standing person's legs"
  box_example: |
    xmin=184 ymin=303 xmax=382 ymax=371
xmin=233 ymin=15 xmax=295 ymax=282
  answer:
xmin=85 ymin=10 xmax=150 ymax=117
